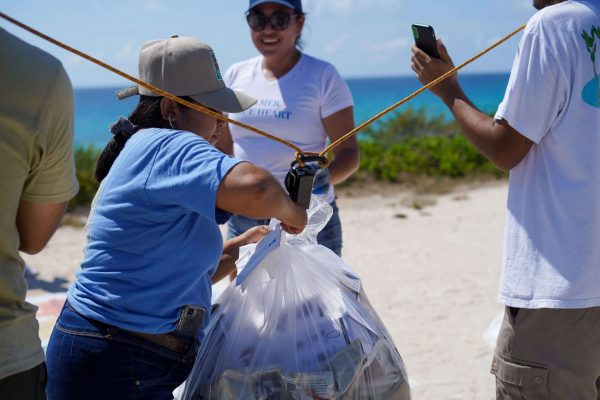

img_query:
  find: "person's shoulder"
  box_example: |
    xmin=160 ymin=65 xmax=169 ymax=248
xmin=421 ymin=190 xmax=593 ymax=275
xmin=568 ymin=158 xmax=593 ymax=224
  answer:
xmin=0 ymin=28 xmax=69 ymax=104
xmin=1 ymin=28 xmax=62 ymax=74
xmin=300 ymin=53 xmax=337 ymax=72
xmin=226 ymin=56 xmax=261 ymax=75
xmin=224 ymin=56 xmax=261 ymax=84
xmin=147 ymin=128 xmax=217 ymax=154
xmin=297 ymin=53 xmax=344 ymax=84
xmin=136 ymin=127 xmax=197 ymax=145
xmin=527 ymin=1 xmax=589 ymax=32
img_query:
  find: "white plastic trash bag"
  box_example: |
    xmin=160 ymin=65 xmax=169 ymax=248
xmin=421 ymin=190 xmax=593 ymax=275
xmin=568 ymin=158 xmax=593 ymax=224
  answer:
xmin=183 ymin=197 xmax=411 ymax=400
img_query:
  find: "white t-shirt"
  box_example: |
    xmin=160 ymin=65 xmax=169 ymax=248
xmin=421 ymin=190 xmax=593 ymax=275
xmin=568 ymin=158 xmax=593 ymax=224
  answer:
xmin=224 ymin=53 xmax=354 ymax=203
xmin=495 ymin=0 xmax=600 ymax=308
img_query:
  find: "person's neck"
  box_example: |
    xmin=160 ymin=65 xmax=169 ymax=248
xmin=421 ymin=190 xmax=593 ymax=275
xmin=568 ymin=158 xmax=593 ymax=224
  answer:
xmin=261 ymin=49 xmax=301 ymax=80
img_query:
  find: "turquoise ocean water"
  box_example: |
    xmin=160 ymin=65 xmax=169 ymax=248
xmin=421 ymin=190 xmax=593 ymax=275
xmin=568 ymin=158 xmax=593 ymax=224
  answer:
xmin=73 ymin=72 xmax=510 ymax=148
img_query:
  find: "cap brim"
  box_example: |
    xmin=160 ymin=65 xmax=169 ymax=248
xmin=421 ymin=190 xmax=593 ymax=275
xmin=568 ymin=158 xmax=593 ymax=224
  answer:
xmin=115 ymin=85 xmax=256 ymax=114
xmin=190 ymin=87 xmax=257 ymax=113
xmin=115 ymin=86 xmax=140 ymax=100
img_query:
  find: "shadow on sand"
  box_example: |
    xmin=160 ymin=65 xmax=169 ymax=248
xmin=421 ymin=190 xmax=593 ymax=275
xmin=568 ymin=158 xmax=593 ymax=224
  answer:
xmin=26 ymin=271 xmax=70 ymax=293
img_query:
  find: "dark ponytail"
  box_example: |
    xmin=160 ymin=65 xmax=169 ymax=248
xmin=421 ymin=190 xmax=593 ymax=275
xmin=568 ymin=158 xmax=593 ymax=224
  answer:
xmin=94 ymin=95 xmax=192 ymax=182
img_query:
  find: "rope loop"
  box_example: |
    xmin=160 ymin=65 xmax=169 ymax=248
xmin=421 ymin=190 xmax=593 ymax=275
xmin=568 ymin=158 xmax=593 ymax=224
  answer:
xmin=294 ymin=152 xmax=329 ymax=169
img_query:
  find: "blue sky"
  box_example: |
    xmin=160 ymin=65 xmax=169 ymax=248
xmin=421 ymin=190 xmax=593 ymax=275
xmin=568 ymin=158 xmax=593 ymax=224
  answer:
xmin=1 ymin=0 xmax=536 ymax=88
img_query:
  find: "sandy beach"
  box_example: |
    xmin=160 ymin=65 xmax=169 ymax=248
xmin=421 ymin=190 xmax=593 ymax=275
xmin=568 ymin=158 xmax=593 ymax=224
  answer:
xmin=23 ymin=179 xmax=508 ymax=400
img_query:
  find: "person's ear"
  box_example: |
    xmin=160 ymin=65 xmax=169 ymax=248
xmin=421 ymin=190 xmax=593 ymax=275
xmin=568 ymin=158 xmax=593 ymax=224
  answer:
xmin=295 ymin=14 xmax=305 ymax=37
xmin=160 ymin=98 xmax=178 ymax=121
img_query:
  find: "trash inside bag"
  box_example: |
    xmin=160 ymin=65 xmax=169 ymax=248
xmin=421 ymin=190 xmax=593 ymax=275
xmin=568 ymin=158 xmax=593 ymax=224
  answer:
xmin=183 ymin=197 xmax=411 ymax=400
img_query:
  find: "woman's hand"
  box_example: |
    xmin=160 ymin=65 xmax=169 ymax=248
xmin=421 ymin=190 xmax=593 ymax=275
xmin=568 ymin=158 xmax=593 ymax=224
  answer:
xmin=280 ymin=202 xmax=307 ymax=234
xmin=239 ymin=225 xmax=269 ymax=246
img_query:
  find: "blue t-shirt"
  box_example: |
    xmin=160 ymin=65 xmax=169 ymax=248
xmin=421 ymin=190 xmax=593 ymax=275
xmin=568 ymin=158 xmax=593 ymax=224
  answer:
xmin=68 ymin=128 xmax=242 ymax=336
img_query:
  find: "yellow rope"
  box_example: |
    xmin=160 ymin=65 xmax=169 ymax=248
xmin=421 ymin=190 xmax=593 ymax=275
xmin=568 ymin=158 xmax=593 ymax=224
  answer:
xmin=0 ymin=12 xmax=304 ymax=156
xmin=319 ymin=23 xmax=527 ymax=157
xmin=1 ymin=11 xmax=526 ymax=166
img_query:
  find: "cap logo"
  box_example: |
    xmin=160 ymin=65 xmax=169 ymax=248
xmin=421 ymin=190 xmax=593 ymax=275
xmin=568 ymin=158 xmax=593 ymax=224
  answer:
xmin=209 ymin=51 xmax=223 ymax=81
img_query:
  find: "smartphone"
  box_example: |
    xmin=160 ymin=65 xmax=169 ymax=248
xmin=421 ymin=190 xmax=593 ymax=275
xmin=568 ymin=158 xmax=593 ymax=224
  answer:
xmin=412 ymin=24 xmax=440 ymax=59
xmin=176 ymin=305 xmax=205 ymax=337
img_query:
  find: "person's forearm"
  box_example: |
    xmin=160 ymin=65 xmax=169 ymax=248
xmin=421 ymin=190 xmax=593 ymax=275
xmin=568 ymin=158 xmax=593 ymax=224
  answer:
xmin=219 ymin=166 xmax=296 ymax=221
xmin=439 ymin=84 xmax=510 ymax=168
xmin=212 ymin=236 xmax=243 ymax=284
xmin=328 ymin=147 xmax=360 ymax=185
xmin=250 ymin=178 xmax=299 ymax=222
xmin=218 ymin=163 xmax=307 ymax=234
xmin=412 ymin=42 xmax=531 ymax=171
xmin=17 ymin=200 xmax=68 ymax=254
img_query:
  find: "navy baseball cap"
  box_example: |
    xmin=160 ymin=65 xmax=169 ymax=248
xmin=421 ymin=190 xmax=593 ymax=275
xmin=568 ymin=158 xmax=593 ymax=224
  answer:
xmin=248 ymin=0 xmax=302 ymax=13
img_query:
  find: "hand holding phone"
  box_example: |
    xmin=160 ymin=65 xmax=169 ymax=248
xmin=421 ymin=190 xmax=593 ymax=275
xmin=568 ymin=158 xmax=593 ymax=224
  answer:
xmin=412 ymin=24 xmax=440 ymax=59
xmin=411 ymin=24 xmax=458 ymax=98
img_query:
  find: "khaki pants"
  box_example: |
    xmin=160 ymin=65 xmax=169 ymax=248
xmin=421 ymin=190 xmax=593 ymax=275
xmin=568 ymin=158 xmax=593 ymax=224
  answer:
xmin=491 ymin=306 xmax=600 ymax=399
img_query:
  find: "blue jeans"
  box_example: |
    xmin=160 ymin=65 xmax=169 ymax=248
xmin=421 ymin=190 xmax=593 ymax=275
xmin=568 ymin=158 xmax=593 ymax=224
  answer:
xmin=228 ymin=200 xmax=343 ymax=257
xmin=45 ymin=302 xmax=198 ymax=400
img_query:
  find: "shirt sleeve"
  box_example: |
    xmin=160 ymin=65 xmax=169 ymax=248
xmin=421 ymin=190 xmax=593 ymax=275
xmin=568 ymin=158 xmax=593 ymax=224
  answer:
xmin=144 ymin=135 xmax=243 ymax=221
xmin=22 ymin=63 xmax=79 ymax=203
xmin=320 ymin=64 xmax=354 ymax=119
xmin=223 ymin=64 xmax=235 ymax=87
xmin=494 ymin=22 xmax=567 ymax=144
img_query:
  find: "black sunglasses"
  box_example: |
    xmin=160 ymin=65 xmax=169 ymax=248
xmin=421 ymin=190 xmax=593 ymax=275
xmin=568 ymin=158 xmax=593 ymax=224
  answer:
xmin=246 ymin=10 xmax=298 ymax=32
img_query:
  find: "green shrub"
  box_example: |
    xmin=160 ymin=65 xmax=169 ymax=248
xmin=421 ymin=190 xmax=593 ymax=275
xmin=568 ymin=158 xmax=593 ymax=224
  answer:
xmin=358 ymin=108 xmax=503 ymax=180
xmin=69 ymin=146 xmax=101 ymax=210
xmin=67 ymin=108 xmax=503 ymax=209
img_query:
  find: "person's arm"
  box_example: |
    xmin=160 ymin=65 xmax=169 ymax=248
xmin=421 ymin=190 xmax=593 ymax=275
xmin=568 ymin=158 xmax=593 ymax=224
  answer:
xmin=215 ymin=122 xmax=234 ymax=155
xmin=17 ymin=64 xmax=77 ymax=255
xmin=211 ymin=225 xmax=268 ymax=283
xmin=411 ymin=40 xmax=533 ymax=171
xmin=216 ymin=162 xmax=307 ymax=234
xmin=322 ymin=106 xmax=360 ymax=184
xmin=16 ymin=199 xmax=68 ymax=254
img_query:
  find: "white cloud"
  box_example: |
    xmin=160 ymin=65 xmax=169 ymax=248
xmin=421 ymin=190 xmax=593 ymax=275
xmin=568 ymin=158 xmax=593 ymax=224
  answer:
xmin=113 ymin=39 xmax=137 ymax=64
xmin=473 ymin=33 xmax=503 ymax=50
xmin=304 ymin=0 xmax=403 ymax=17
xmin=145 ymin=0 xmax=162 ymax=12
xmin=502 ymin=0 xmax=534 ymax=12
xmin=328 ymin=0 xmax=354 ymax=16
xmin=326 ymin=33 xmax=350 ymax=53
xmin=65 ymin=53 xmax=85 ymax=68
xmin=370 ymin=37 xmax=409 ymax=52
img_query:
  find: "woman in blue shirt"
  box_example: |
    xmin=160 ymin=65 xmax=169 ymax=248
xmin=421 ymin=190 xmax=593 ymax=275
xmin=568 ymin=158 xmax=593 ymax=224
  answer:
xmin=45 ymin=36 xmax=307 ymax=400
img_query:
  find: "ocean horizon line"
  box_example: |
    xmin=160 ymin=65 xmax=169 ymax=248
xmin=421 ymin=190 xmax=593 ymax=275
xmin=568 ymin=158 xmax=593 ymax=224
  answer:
xmin=72 ymin=71 xmax=511 ymax=91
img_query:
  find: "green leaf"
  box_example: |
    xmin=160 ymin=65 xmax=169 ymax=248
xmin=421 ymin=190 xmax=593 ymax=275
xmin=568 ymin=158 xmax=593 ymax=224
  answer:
xmin=582 ymin=30 xmax=592 ymax=46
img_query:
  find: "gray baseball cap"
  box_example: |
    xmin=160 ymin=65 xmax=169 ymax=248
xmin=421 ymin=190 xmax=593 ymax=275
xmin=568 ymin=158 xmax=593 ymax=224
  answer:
xmin=116 ymin=35 xmax=256 ymax=113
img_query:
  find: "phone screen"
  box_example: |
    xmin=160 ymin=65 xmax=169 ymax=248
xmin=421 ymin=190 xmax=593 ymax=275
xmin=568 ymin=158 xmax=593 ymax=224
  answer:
xmin=412 ymin=24 xmax=440 ymax=59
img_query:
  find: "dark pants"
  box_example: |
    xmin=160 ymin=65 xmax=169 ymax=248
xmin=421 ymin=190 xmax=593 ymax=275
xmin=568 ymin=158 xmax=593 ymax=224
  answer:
xmin=0 ymin=362 xmax=47 ymax=400
xmin=46 ymin=302 xmax=198 ymax=400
